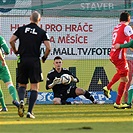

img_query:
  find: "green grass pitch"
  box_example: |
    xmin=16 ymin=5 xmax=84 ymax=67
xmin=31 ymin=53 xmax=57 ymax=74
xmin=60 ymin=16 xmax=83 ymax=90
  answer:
xmin=0 ymin=104 xmax=133 ymax=133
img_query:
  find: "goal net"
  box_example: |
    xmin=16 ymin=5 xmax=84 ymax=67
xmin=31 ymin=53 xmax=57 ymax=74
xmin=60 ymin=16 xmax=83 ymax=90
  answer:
xmin=0 ymin=0 xmax=131 ymax=104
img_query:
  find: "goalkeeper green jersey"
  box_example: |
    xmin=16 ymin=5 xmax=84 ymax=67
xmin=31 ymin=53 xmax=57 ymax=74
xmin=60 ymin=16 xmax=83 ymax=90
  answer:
xmin=0 ymin=36 xmax=11 ymax=83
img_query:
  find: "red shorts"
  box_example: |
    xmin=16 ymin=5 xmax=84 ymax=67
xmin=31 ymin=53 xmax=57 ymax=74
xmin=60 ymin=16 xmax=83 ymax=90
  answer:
xmin=110 ymin=59 xmax=129 ymax=77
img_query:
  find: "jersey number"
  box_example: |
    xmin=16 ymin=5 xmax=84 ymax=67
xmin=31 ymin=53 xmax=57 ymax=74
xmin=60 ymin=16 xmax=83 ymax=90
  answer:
xmin=112 ymin=32 xmax=117 ymax=44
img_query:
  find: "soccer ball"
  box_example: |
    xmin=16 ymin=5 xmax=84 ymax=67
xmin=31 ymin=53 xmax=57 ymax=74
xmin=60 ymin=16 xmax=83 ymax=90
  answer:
xmin=61 ymin=74 xmax=71 ymax=85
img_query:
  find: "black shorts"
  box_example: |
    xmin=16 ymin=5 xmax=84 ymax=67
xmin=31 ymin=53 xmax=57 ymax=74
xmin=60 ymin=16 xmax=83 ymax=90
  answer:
xmin=54 ymin=86 xmax=77 ymax=100
xmin=17 ymin=57 xmax=42 ymax=84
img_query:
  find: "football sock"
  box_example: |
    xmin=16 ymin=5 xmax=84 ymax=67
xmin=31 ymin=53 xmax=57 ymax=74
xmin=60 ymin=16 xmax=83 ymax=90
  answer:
xmin=107 ymin=73 xmax=120 ymax=90
xmin=0 ymin=88 xmax=6 ymax=108
xmin=116 ymin=82 xmax=126 ymax=105
xmin=8 ymin=86 xmax=18 ymax=101
xmin=18 ymin=86 xmax=26 ymax=101
xmin=28 ymin=90 xmax=38 ymax=113
xmin=124 ymin=71 xmax=132 ymax=103
xmin=84 ymin=91 xmax=94 ymax=102
xmin=127 ymin=86 xmax=133 ymax=104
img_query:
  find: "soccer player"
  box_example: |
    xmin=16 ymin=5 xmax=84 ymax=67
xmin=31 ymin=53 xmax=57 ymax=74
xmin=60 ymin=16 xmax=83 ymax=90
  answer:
xmin=103 ymin=12 xmax=133 ymax=109
xmin=0 ymin=35 xmax=19 ymax=112
xmin=46 ymin=56 xmax=98 ymax=105
xmin=124 ymin=48 xmax=133 ymax=103
xmin=9 ymin=11 xmax=51 ymax=118
xmin=114 ymin=39 xmax=133 ymax=108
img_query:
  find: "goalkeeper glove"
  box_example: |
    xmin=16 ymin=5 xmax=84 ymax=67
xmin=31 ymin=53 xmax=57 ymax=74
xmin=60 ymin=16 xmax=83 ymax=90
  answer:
xmin=53 ymin=77 xmax=61 ymax=85
xmin=70 ymin=75 xmax=78 ymax=82
xmin=48 ymin=77 xmax=61 ymax=88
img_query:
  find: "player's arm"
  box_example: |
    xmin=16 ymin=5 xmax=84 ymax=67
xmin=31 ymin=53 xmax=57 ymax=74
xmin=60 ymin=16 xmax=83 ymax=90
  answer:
xmin=48 ymin=77 xmax=61 ymax=89
xmin=0 ymin=49 xmax=4 ymax=61
xmin=42 ymin=40 xmax=51 ymax=63
xmin=114 ymin=40 xmax=133 ymax=49
xmin=1 ymin=44 xmax=10 ymax=55
xmin=120 ymin=40 xmax=133 ymax=48
xmin=9 ymin=35 xmax=18 ymax=55
xmin=67 ymin=71 xmax=79 ymax=83
xmin=0 ymin=36 xmax=10 ymax=54
xmin=71 ymin=75 xmax=79 ymax=83
xmin=41 ymin=32 xmax=51 ymax=63
xmin=0 ymin=49 xmax=6 ymax=66
xmin=46 ymin=75 xmax=61 ymax=90
xmin=129 ymin=48 xmax=133 ymax=51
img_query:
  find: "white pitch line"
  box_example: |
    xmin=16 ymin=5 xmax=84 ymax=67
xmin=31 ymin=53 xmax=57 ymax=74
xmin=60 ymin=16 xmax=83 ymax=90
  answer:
xmin=0 ymin=118 xmax=132 ymax=125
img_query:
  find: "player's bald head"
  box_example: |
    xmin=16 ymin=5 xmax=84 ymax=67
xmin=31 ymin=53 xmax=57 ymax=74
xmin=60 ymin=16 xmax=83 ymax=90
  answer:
xmin=30 ymin=11 xmax=41 ymax=23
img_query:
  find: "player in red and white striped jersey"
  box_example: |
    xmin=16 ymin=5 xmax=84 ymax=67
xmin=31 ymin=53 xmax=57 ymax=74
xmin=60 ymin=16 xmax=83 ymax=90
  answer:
xmin=103 ymin=12 xmax=133 ymax=109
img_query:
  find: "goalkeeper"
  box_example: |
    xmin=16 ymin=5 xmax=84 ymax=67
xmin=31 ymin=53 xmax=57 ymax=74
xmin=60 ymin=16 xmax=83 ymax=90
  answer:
xmin=0 ymin=35 xmax=19 ymax=111
xmin=46 ymin=56 xmax=98 ymax=105
xmin=114 ymin=41 xmax=133 ymax=108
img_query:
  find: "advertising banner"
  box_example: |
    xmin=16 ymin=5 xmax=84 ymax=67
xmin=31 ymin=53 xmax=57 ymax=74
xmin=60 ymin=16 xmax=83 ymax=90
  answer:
xmin=1 ymin=17 xmax=118 ymax=60
xmin=27 ymin=91 xmax=117 ymax=104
